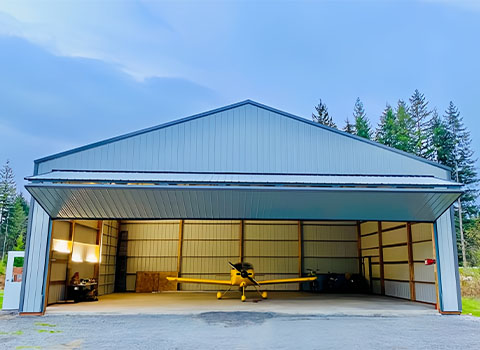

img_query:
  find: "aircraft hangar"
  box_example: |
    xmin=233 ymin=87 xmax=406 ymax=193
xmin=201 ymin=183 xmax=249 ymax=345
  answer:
xmin=20 ymin=100 xmax=463 ymax=314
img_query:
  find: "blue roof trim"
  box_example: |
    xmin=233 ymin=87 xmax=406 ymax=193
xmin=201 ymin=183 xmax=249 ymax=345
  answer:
xmin=34 ymin=99 xmax=451 ymax=172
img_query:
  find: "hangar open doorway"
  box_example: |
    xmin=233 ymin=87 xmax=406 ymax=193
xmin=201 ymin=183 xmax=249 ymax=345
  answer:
xmin=44 ymin=218 xmax=439 ymax=313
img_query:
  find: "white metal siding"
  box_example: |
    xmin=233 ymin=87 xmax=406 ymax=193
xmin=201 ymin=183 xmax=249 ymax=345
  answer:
xmin=36 ymin=104 xmax=448 ymax=178
xmin=435 ymin=209 xmax=462 ymax=312
xmin=98 ymin=220 xmax=119 ymax=295
xmin=21 ymin=202 xmax=51 ymax=313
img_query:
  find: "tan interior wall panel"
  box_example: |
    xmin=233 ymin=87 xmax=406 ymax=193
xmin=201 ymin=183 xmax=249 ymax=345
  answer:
xmin=384 ymin=264 xmax=409 ymax=281
xmin=244 ymin=241 xmax=298 ymax=257
xmin=411 ymin=223 xmax=433 ymax=242
xmin=303 ymin=257 xmax=358 ymax=274
xmin=303 ymin=224 xmax=356 ymax=241
xmin=382 ymin=246 xmax=408 ymax=262
xmin=181 ymin=221 xmax=239 ymax=291
xmin=303 ymin=241 xmax=357 ymax=257
xmin=74 ymin=225 xmax=97 ymax=244
xmin=244 ymin=222 xmax=298 ymax=291
xmin=361 ymin=234 xmax=379 ymax=249
xmin=381 ymin=222 xmax=404 ymax=230
xmin=52 ymin=221 xmax=70 ymax=240
xmin=244 ymin=223 xmax=298 ymax=240
xmin=122 ymin=221 xmax=180 ymax=291
xmin=362 ymin=248 xmax=379 ymax=257
xmin=360 ymin=222 xmax=378 ymax=235
xmin=371 ymin=264 xmax=380 ymax=278
xmin=382 ymin=227 xmax=407 ymax=245
xmin=183 ymin=240 xmax=238 ymax=257
xmin=413 ymin=241 xmax=434 ymax=261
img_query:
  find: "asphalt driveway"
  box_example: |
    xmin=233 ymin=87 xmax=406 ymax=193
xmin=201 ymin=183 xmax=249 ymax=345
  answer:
xmin=0 ymin=312 xmax=479 ymax=349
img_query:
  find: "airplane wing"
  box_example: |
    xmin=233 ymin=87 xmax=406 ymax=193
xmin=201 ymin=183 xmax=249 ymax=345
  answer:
xmin=256 ymin=276 xmax=317 ymax=285
xmin=166 ymin=277 xmax=232 ymax=285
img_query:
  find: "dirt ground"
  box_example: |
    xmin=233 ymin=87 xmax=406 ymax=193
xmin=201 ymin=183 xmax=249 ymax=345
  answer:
xmin=0 ymin=312 xmax=479 ymax=349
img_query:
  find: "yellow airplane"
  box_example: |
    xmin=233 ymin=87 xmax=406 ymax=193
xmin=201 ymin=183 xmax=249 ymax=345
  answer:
xmin=167 ymin=262 xmax=317 ymax=302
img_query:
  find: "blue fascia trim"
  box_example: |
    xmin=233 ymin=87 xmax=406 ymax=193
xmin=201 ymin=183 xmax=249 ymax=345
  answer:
xmin=449 ymin=206 xmax=463 ymax=311
xmin=34 ymin=99 xmax=451 ymax=172
xmin=40 ymin=218 xmax=53 ymax=313
xmin=433 ymin=222 xmax=444 ymax=311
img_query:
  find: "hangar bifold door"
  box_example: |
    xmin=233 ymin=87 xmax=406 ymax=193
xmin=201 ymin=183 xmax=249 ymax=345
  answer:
xmin=47 ymin=219 xmax=437 ymax=305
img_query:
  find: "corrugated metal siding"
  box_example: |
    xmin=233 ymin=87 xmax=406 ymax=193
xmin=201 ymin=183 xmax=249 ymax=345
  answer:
xmin=121 ymin=221 xmax=179 ymax=292
xmin=181 ymin=220 xmax=240 ymax=291
xmin=302 ymin=222 xmax=358 ymax=275
xmin=21 ymin=202 xmax=51 ymax=313
xmin=435 ymin=209 xmax=462 ymax=312
xmin=98 ymin=220 xmax=119 ymax=296
xmin=36 ymin=104 xmax=449 ymax=179
xmin=243 ymin=221 xmax=298 ymax=291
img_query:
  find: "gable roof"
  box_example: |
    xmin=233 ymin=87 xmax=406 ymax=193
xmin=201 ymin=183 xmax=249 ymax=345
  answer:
xmin=34 ymin=99 xmax=450 ymax=172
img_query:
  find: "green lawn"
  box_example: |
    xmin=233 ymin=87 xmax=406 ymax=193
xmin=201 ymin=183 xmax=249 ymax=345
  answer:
xmin=0 ymin=290 xmax=3 ymax=308
xmin=462 ymin=297 xmax=480 ymax=317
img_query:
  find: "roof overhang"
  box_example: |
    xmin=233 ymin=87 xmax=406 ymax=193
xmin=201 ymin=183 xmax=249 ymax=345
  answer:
xmin=25 ymin=171 xmax=463 ymax=222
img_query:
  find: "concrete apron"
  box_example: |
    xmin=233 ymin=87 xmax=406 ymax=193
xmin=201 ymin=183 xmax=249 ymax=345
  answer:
xmin=45 ymin=292 xmax=438 ymax=316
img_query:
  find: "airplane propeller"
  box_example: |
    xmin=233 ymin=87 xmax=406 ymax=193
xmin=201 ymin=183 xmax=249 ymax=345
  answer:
xmin=228 ymin=261 xmax=260 ymax=286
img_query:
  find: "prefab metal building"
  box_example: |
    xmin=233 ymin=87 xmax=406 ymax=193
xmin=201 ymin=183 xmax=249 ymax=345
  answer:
xmin=20 ymin=100 xmax=463 ymax=314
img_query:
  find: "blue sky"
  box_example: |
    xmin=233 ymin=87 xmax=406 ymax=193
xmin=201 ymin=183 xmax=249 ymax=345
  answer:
xmin=0 ymin=0 xmax=479 ymax=193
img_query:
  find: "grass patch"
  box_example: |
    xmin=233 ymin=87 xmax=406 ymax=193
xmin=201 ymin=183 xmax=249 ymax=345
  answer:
xmin=462 ymin=297 xmax=480 ymax=317
xmin=34 ymin=322 xmax=56 ymax=328
xmin=0 ymin=330 xmax=24 ymax=336
xmin=36 ymin=329 xmax=62 ymax=334
xmin=16 ymin=347 xmax=41 ymax=349
xmin=0 ymin=290 xmax=3 ymax=307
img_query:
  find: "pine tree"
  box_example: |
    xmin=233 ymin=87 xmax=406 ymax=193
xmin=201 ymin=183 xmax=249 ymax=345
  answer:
xmin=0 ymin=160 xmax=16 ymax=260
xmin=10 ymin=195 xmax=28 ymax=251
xmin=352 ymin=98 xmax=372 ymax=139
xmin=394 ymin=100 xmax=416 ymax=153
xmin=312 ymin=99 xmax=337 ymax=128
xmin=441 ymin=102 xmax=478 ymax=266
xmin=409 ymin=89 xmax=431 ymax=157
xmin=375 ymin=105 xmax=397 ymax=147
xmin=426 ymin=109 xmax=450 ymax=163
xmin=343 ymin=118 xmax=355 ymax=134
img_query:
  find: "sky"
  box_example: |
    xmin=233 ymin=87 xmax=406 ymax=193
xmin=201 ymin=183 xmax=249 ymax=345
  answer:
xmin=0 ymin=0 xmax=479 ymax=195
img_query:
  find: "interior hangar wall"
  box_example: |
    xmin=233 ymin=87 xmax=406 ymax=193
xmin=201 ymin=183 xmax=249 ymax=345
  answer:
xmin=119 ymin=220 xmax=359 ymax=292
xmin=359 ymin=221 xmax=437 ymax=304
xmin=98 ymin=220 xmax=119 ymax=296
xmin=35 ymin=103 xmax=449 ymax=179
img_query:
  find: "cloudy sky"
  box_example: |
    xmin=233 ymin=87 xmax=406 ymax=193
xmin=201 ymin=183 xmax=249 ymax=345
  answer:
xmin=0 ymin=0 xmax=479 ymax=193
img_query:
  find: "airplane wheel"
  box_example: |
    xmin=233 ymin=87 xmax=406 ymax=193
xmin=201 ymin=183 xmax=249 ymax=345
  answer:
xmin=216 ymin=292 xmax=222 ymax=299
xmin=261 ymin=292 xmax=268 ymax=299
xmin=241 ymin=295 xmax=246 ymax=302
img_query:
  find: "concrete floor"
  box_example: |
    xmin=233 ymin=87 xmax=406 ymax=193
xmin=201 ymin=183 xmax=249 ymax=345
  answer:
xmin=46 ymin=292 xmax=438 ymax=316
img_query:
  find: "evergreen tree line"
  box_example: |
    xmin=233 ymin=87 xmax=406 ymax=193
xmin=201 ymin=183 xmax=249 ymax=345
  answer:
xmin=312 ymin=90 xmax=479 ymax=266
xmin=0 ymin=160 xmax=29 ymax=262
